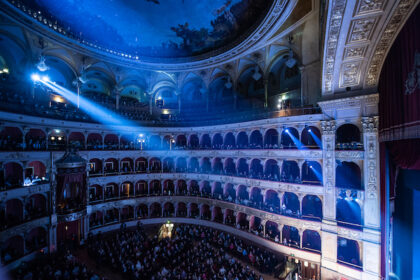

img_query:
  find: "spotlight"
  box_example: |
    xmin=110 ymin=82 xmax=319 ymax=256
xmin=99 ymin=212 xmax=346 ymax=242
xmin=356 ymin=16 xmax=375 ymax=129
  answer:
xmin=31 ymin=73 xmax=41 ymax=81
xmin=139 ymin=133 xmax=144 ymax=138
xmin=308 ymin=129 xmax=312 ymax=133
xmin=309 ymin=165 xmax=313 ymax=169
xmin=285 ymin=128 xmax=289 ymax=133
xmin=42 ymin=75 xmax=50 ymax=82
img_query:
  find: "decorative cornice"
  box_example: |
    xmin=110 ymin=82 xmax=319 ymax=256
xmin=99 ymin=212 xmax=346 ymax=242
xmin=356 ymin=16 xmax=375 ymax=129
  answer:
xmin=322 ymin=0 xmax=347 ymax=93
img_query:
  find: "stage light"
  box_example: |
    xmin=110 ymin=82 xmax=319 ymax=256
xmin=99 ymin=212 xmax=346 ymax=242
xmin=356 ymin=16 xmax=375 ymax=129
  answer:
xmin=31 ymin=73 xmax=40 ymax=81
xmin=308 ymin=129 xmax=312 ymax=133
xmin=309 ymin=165 xmax=313 ymax=169
xmin=55 ymin=129 xmax=61 ymax=133
xmin=42 ymin=75 xmax=50 ymax=82
xmin=285 ymin=128 xmax=289 ymax=133
xmin=139 ymin=133 xmax=144 ymax=138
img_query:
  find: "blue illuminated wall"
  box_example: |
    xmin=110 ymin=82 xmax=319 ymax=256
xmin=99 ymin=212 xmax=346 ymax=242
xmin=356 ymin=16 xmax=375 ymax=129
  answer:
xmin=392 ymin=169 xmax=420 ymax=280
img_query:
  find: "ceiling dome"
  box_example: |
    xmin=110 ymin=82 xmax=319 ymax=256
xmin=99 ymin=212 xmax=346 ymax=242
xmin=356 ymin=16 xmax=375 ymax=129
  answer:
xmin=12 ymin=0 xmax=273 ymax=63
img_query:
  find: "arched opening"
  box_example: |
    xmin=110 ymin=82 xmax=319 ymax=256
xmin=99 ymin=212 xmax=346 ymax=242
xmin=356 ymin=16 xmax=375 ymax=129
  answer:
xmin=162 ymin=157 xmax=174 ymax=172
xmin=302 ymin=195 xmax=322 ymax=221
xmin=120 ymin=181 xmax=134 ymax=197
xmin=89 ymin=184 xmax=103 ymax=202
xmin=336 ymin=124 xmax=362 ymax=150
xmin=200 ymin=134 xmax=211 ymax=149
xmin=104 ymin=208 xmax=119 ymax=224
xmin=302 ymin=230 xmax=321 ymax=253
xmin=201 ymin=204 xmax=211 ymax=220
xmin=177 ymin=202 xmax=187 ymax=217
xmin=87 ymin=133 xmax=102 ymax=150
xmin=281 ymin=160 xmax=300 ymax=183
xmin=176 ymin=135 xmax=187 ymax=149
xmin=89 ymin=158 xmax=102 ymax=176
xmin=188 ymin=157 xmax=199 ymax=173
xmin=25 ymin=161 xmax=47 ymax=186
xmin=135 ymin=157 xmax=147 ymax=173
xmin=188 ymin=134 xmax=199 ymax=149
xmin=104 ymin=158 xmax=118 ymax=174
xmin=302 ymin=161 xmax=323 ymax=185
xmin=237 ymin=158 xmax=249 ymax=177
xmin=120 ymin=134 xmax=134 ymax=150
xmin=236 ymin=212 xmax=249 ymax=230
xmin=223 ymin=132 xmax=236 ymax=149
xmin=281 ymin=127 xmax=300 ymax=149
xmin=176 ymin=157 xmax=187 ymax=172
xmin=121 ymin=205 xmax=134 ymax=221
xmin=150 ymin=202 xmax=162 ymax=218
xmin=4 ymin=162 xmax=23 ymax=189
xmin=25 ymin=129 xmax=46 ymax=151
xmin=266 ymin=221 xmax=280 ymax=241
xmin=212 ymin=133 xmax=223 ymax=149
xmin=149 ymin=157 xmax=162 ymax=173
xmin=148 ymin=135 xmax=162 ymax=150
xmin=264 ymin=159 xmax=280 ymax=181
xmin=336 ymin=161 xmax=362 ymax=190
xmin=189 ymin=203 xmax=199 ymax=218
xmin=236 ymin=131 xmax=248 ymax=149
xmin=0 ymin=127 xmax=22 ymax=151
xmin=201 ymin=157 xmax=211 ymax=173
xmin=337 ymin=237 xmax=362 ymax=269
xmin=136 ymin=204 xmax=148 ymax=218
xmin=282 ymin=192 xmax=300 ymax=217
xmin=149 ymin=180 xmax=161 ymax=195
xmin=68 ymin=132 xmax=85 ymax=149
xmin=264 ymin=129 xmax=279 ymax=148
xmin=301 ymin=126 xmax=322 ymax=149
xmin=249 ymin=130 xmax=263 ymax=148
xmin=224 ymin=183 xmax=236 ymax=202
xmin=89 ymin=211 xmax=103 ymax=228
xmin=201 ymin=181 xmax=211 ymax=197
xmin=213 ymin=206 xmax=223 ymax=223
xmin=265 ymin=190 xmax=280 ymax=213
xmin=212 ymin=158 xmax=223 ymax=174
xmin=26 ymin=194 xmax=47 ymax=220
xmin=163 ymin=202 xmax=174 ymax=217
xmin=120 ymin=157 xmax=133 ymax=173
xmin=135 ymin=180 xmax=148 ymax=196
xmin=48 ymin=130 xmax=66 ymax=150
xmin=282 ymin=225 xmax=300 ymax=247
xmin=212 ymin=182 xmax=223 ymax=199
xmin=177 ymin=180 xmax=187 ymax=195
xmin=250 ymin=216 xmax=263 ymax=235
xmin=163 ymin=180 xmax=175 ymax=195
xmin=224 ymin=209 xmax=235 ymax=226
xmin=250 ymin=159 xmax=263 ymax=179
xmin=5 ymin=199 xmax=23 ymax=228
xmin=237 ymin=66 xmax=265 ymax=109
xmin=237 ymin=185 xmax=249 ymax=202
xmin=104 ymin=183 xmax=118 ymax=200
xmin=189 ymin=180 xmax=199 ymax=196
xmin=250 ymin=187 xmax=263 ymax=208
xmin=104 ymin=134 xmax=118 ymax=150
xmin=162 ymin=135 xmax=172 ymax=150
xmin=224 ymin=158 xmax=236 ymax=175
xmin=336 ymin=197 xmax=362 ymax=230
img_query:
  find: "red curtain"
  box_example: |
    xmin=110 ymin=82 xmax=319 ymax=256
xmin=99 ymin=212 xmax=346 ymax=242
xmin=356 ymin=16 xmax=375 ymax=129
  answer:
xmin=378 ymin=5 xmax=420 ymax=144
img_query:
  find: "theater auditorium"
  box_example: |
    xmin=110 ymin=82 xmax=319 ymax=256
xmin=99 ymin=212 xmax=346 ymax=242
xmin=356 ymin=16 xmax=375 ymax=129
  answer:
xmin=0 ymin=0 xmax=419 ymax=279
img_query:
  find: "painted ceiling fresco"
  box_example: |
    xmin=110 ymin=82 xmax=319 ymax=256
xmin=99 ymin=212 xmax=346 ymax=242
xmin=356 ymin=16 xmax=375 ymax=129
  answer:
xmin=21 ymin=0 xmax=272 ymax=58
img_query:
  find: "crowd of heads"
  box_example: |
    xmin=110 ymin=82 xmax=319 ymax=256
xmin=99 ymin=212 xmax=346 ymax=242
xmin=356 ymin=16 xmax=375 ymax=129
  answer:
xmin=87 ymin=223 xmax=283 ymax=280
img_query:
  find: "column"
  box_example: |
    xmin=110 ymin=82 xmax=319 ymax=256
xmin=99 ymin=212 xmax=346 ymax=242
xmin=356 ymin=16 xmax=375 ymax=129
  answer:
xmin=361 ymin=116 xmax=381 ymax=279
xmin=299 ymin=66 xmax=306 ymax=106
xmin=320 ymin=120 xmax=338 ymax=274
xmin=115 ymin=90 xmax=120 ymax=110
xmin=178 ymin=95 xmax=182 ymax=114
xmin=263 ymin=78 xmax=268 ymax=108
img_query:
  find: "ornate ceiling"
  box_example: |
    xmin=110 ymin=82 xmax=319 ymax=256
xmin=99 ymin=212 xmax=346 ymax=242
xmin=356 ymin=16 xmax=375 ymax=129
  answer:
xmin=0 ymin=0 xmax=298 ymax=70
xmin=322 ymin=0 xmax=419 ymax=95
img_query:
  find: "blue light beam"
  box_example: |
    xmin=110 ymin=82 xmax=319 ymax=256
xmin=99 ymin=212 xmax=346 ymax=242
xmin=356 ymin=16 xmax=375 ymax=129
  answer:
xmin=308 ymin=130 xmax=322 ymax=148
xmin=39 ymin=80 xmax=137 ymax=127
